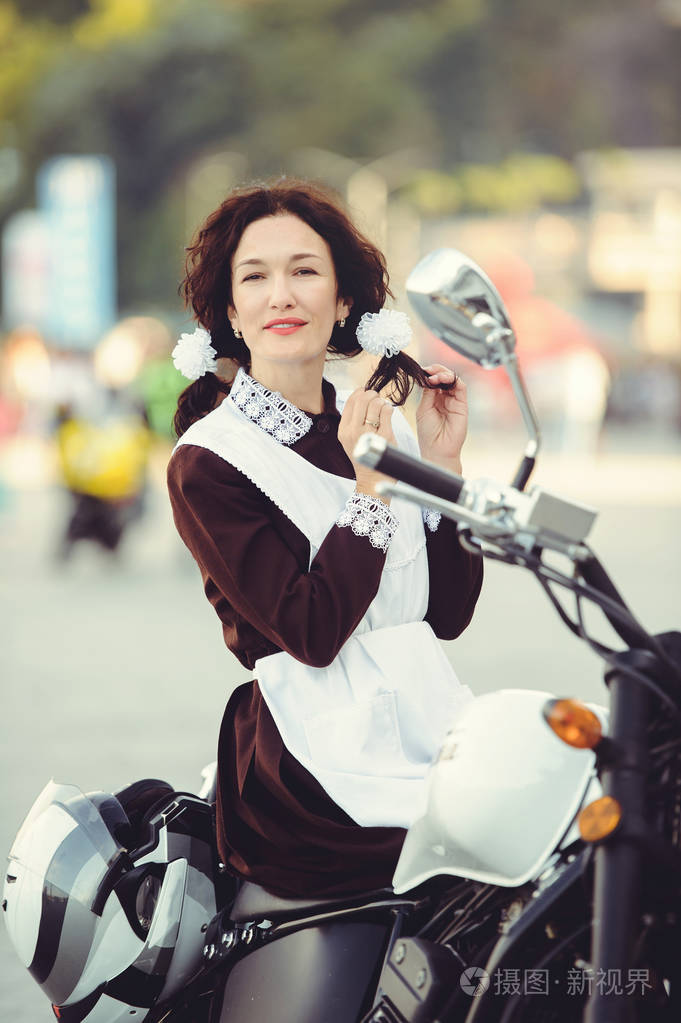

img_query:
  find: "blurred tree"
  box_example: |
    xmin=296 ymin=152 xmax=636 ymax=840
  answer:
xmin=14 ymin=0 xmax=90 ymax=23
xmin=15 ymin=0 xmax=252 ymax=304
xmin=241 ymin=0 xmax=441 ymax=167
xmin=1 ymin=0 xmax=680 ymax=311
xmin=0 ymin=5 xmax=62 ymax=131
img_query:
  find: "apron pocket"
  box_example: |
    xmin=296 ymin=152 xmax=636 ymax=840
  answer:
xmin=303 ymin=691 xmax=404 ymax=776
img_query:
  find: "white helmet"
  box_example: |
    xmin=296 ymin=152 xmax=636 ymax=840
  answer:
xmin=3 ymin=778 xmax=218 ymax=1022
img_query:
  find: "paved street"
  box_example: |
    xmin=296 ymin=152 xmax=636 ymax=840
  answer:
xmin=1 ymin=441 xmax=680 ymax=1021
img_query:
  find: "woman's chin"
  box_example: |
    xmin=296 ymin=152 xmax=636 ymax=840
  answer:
xmin=254 ymin=345 xmax=328 ymax=368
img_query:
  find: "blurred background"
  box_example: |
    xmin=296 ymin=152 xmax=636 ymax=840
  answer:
xmin=2 ymin=0 xmax=681 ymax=1016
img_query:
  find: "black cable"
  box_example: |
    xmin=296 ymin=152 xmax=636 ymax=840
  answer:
xmin=417 ymin=884 xmax=471 ymax=941
xmin=429 ymin=891 xmax=487 ymax=944
xmin=465 ymin=527 xmax=669 ymax=670
xmin=459 ymin=531 xmax=647 ymax=649
xmin=530 ymin=558 xmax=681 ymax=685
xmin=457 ymin=527 xmax=495 ymax=559
xmin=422 ymin=885 xmax=495 ymax=945
xmin=437 ymin=887 xmax=507 ymax=945
xmin=498 ymin=921 xmax=592 ymax=1023
xmin=540 ymin=562 xmax=651 ymax=642
xmin=572 ymin=592 xmax=681 ymax=724
xmin=649 ymin=737 xmax=681 ymax=756
xmin=552 ymin=561 xmax=680 ymax=684
xmin=470 ymin=535 xmax=649 ymax=648
xmin=534 ymin=572 xmax=584 ymax=639
xmin=459 ymin=526 xmax=681 ymax=693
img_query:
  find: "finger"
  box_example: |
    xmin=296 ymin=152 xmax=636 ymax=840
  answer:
xmin=342 ymin=387 xmax=370 ymax=415
xmin=416 ymin=384 xmax=439 ymax=416
xmin=429 ymin=373 xmax=458 ymax=390
xmin=376 ymin=399 xmax=395 ymax=436
xmin=366 ymin=396 xmax=392 ymax=437
xmin=362 ymin=393 xmax=386 ymax=429
xmin=445 ymin=378 xmax=467 ymax=402
xmin=423 ymin=364 xmax=458 ymax=389
xmin=343 ymin=388 xmax=376 ymax=429
xmin=358 ymin=389 xmax=379 ymax=421
xmin=423 ymin=363 xmax=454 ymax=376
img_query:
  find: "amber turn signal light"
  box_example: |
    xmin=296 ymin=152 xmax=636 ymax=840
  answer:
xmin=543 ymin=698 xmax=603 ymax=749
xmin=578 ymin=796 xmax=622 ymax=842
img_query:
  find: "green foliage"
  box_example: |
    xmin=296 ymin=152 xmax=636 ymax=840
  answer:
xmin=2 ymin=0 xmax=680 ymax=309
xmin=0 ymin=3 xmax=63 ymax=126
xmin=401 ymin=154 xmax=581 ymax=215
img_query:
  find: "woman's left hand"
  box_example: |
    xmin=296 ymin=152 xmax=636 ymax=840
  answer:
xmin=416 ymin=364 xmax=468 ymax=473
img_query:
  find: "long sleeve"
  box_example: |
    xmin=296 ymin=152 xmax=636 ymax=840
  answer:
xmin=168 ymin=445 xmax=391 ymax=669
xmin=424 ymin=515 xmax=483 ymax=639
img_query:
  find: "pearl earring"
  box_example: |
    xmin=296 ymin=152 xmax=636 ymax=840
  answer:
xmin=338 ymin=318 xmax=346 ymax=328
xmin=233 ymin=327 xmax=242 ymax=339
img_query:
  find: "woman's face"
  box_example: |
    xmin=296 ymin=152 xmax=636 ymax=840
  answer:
xmin=228 ymin=213 xmax=351 ymax=373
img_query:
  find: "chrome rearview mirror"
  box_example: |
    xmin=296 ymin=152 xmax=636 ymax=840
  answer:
xmin=406 ymin=248 xmax=514 ymax=368
xmin=406 ymin=248 xmax=542 ymax=491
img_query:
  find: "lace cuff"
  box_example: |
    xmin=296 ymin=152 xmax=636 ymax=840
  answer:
xmin=422 ymin=507 xmax=442 ymax=533
xmin=335 ymin=492 xmax=398 ymax=552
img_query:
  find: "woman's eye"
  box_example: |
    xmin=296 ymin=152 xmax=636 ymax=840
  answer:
xmin=295 ymin=268 xmax=317 ymax=276
xmin=242 ymin=273 xmax=264 ymax=282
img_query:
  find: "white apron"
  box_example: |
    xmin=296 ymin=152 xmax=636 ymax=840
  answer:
xmin=175 ymin=389 xmax=473 ymax=828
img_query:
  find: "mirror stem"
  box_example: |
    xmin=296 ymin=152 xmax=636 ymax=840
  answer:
xmin=500 ymin=347 xmax=541 ymax=492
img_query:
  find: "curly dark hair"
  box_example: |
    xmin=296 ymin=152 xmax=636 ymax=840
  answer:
xmin=174 ymin=177 xmax=439 ymax=436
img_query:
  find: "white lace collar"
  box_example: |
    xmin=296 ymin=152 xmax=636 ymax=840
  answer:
xmin=228 ymin=367 xmax=313 ymax=446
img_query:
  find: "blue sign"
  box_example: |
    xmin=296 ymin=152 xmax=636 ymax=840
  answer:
xmin=37 ymin=155 xmax=116 ymax=349
xmin=1 ymin=209 xmax=50 ymax=332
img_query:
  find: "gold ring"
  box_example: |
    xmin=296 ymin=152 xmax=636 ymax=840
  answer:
xmin=364 ymin=419 xmax=380 ymax=429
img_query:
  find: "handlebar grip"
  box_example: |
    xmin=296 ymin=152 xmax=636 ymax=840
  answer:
xmin=353 ymin=433 xmax=465 ymax=504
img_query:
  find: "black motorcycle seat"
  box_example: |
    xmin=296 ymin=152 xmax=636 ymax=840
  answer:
xmin=229 ymin=880 xmax=395 ymax=923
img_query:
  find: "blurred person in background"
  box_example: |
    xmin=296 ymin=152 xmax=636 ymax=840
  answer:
xmin=123 ymin=316 xmax=187 ymax=445
xmin=135 ymin=351 xmax=186 ymax=443
xmin=0 ymin=328 xmax=55 ymax=501
xmin=54 ymin=387 xmax=151 ymax=558
xmin=54 ymin=338 xmax=152 ymax=559
xmin=167 ymin=179 xmax=483 ymax=898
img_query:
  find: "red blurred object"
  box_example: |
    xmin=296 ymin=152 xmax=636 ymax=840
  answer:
xmin=421 ymin=252 xmax=609 ymax=440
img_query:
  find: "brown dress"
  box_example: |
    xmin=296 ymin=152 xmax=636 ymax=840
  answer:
xmin=167 ymin=378 xmax=483 ymax=897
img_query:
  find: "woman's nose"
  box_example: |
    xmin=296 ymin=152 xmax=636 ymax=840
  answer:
xmin=268 ymin=274 xmax=295 ymax=308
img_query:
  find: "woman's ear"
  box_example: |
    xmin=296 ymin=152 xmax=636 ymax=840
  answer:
xmin=227 ymin=305 xmax=240 ymax=335
xmin=337 ymin=296 xmax=353 ymax=321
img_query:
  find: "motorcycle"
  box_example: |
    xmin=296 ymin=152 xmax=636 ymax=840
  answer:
xmin=4 ymin=251 xmax=680 ymax=1023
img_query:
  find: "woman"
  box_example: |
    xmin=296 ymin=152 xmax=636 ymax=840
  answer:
xmin=167 ymin=179 xmax=483 ymax=899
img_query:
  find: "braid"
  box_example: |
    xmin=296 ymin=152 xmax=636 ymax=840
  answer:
xmin=173 ymin=374 xmax=231 ymax=438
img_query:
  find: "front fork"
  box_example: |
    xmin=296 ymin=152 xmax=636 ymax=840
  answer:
xmin=585 ymin=655 xmax=650 ymax=1023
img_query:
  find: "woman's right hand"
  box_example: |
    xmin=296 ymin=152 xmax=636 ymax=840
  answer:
xmin=338 ymin=388 xmax=396 ymax=500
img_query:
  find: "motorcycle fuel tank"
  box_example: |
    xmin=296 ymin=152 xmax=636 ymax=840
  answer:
xmin=393 ymin=689 xmax=604 ymax=892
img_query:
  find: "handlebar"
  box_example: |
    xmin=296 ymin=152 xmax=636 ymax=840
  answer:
xmin=354 ymin=433 xmax=466 ymax=505
xmin=353 ymin=433 xmax=678 ymax=676
xmin=354 ymin=432 xmax=596 ymax=552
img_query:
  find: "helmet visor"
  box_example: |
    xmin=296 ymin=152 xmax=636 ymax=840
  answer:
xmin=5 ymin=781 xmax=125 ymax=928
xmin=5 ymin=782 xmax=130 ymax=1003
xmin=8 ymin=781 xmax=124 ymax=891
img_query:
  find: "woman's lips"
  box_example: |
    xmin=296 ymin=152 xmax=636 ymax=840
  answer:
xmin=265 ymin=321 xmax=307 ymax=335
